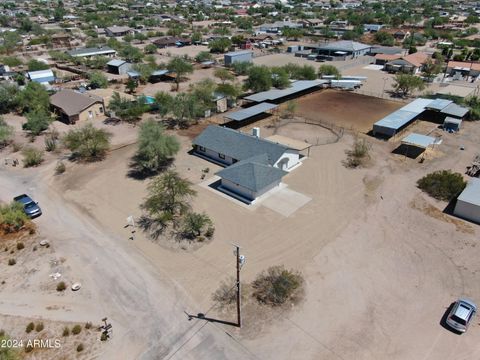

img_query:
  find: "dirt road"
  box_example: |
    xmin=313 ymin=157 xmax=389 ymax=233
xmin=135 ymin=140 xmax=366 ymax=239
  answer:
xmin=0 ymin=166 xmax=253 ymax=360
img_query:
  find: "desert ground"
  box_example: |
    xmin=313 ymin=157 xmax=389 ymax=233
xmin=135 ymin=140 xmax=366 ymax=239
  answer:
xmin=2 ymin=89 xmax=480 ymax=359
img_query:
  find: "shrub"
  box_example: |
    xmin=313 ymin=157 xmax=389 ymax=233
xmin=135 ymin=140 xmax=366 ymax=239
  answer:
xmin=11 ymin=142 xmax=22 ymax=152
xmin=76 ymin=343 xmax=84 ymax=352
xmin=56 ymin=281 xmax=66 ymax=292
xmin=26 ymin=322 xmax=35 ymax=333
xmin=417 ymin=170 xmax=467 ymax=201
xmin=62 ymin=326 xmax=70 ymax=336
xmin=7 ymin=258 xmax=16 ymax=266
xmin=55 ymin=161 xmax=66 ymax=175
xmin=44 ymin=133 xmax=58 ymax=152
xmin=85 ymin=322 xmax=92 ymax=329
xmin=63 ymin=124 xmax=111 ymax=161
xmin=180 ymin=212 xmax=213 ymax=240
xmin=16 ymin=242 xmax=24 ymax=250
xmin=0 ymin=329 xmax=4 ymax=336
xmin=344 ymin=137 xmax=370 ymax=168
xmin=252 ymin=266 xmax=304 ymax=306
xmin=25 ymin=344 xmax=33 ymax=353
xmin=100 ymin=332 xmax=108 ymax=341
xmin=22 ymin=147 xmax=44 ymax=167
xmin=71 ymin=325 xmax=82 ymax=335
xmin=205 ymin=226 xmax=215 ymax=239
xmin=35 ymin=322 xmax=44 ymax=332
xmin=0 ymin=202 xmax=32 ymax=234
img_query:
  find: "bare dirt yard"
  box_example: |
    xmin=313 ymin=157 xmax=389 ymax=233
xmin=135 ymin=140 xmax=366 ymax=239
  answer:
xmin=295 ymin=89 xmax=404 ymax=133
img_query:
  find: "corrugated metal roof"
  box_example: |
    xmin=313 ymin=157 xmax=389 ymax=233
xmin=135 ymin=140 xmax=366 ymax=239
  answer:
xmin=373 ymin=98 xmax=433 ymax=131
xmin=457 ymin=178 xmax=480 ymax=207
xmin=28 ymin=69 xmax=54 ymax=80
xmin=151 ymin=69 xmax=169 ymax=76
xmin=401 ymin=133 xmax=436 ymax=149
xmin=440 ymin=103 xmax=469 ymax=118
xmin=401 ymin=98 xmax=434 ymax=113
xmin=67 ymin=47 xmax=116 ymax=57
xmin=244 ymin=80 xmax=327 ymax=102
xmin=225 ymin=102 xmax=278 ymax=121
xmin=225 ymin=50 xmax=253 ymax=57
xmin=425 ymin=98 xmax=453 ymax=111
xmin=107 ymin=59 xmax=126 ymax=67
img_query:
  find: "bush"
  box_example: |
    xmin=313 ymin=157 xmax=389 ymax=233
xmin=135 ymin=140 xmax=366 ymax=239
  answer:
xmin=0 ymin=202 xmax=29 ymax=234
xmin=26 ymin=322 xmax=35 ymax=333
xmin=11 ymin=142 xmax=22 ymax=152
xmin=252 ymin=266 xmax=304 ymax=306
xmin=344 ymin=137 xmax=370 ymax=168
xmin=85 ymin=322 xmax=92 ymax=329
xmin=35 ymin=322 xmax=44 ymax=332
xmin=76 ymin=343 xmax=84 ymax=352
xmin=71 ymin=325 xmax=82 ymax=335
xmin=100 ymin=332 xmax=108 ymax=341
xmin=44 ymin=133 xmax=58 ymax=152
xmin=16 ymin=242 xmax=24 ymax=250
xmin=56 ymin=281 xmax=66 ymax=292
xmin=63 ymin=124 xmax=111 ymax=161
xmin=7 ymin=259 xmax=16 ymax=266
xmin=55 ymin=161 xmax=66 ymax=175
xmin=417 ymin=170 xmax=467 ymax=201
xmin=22 ymin=147 xmax=44 ymax=167
xmin=62 ymin=326 xmax=70 ymax=336
xmin=180 ymin=212 xmax=213 ymax=240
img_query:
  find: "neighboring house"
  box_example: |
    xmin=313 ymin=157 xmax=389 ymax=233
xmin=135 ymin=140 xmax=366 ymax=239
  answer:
xmin=67 ymin=47 xmax=117 ymax=59
xmin=385 ymin=52 xmax=430 ymax=74
xmin=446 ymin=61 xmax=480 ymax=78
xmin=315 ymin=40 xmax=372 ymax=58
xmin=374 ymin=53 xmax=402 ymax=65
xmin=27 ymin=69 xmax=55 ymax=84
xmin=50 ymin=89 xmax=105 ymax=124
xmin=106 ymin=59 xmax=132 ymax=75
xmin=364 ymin=24 xmax=384 ymax=32
xmin=454 ymin=178 xmax=480 ymax=223
xmin=153 ymin=36 xmax=191 ymax=48
xmin=105 ymin=26 xmax=133 ymax=37
xmin=224 ymin=50 xmax=253 ymax=66
xmin=393 ymin=30 xmax=410 ymax=41
xmin=192 ymin=125 xmax=299 ymax=201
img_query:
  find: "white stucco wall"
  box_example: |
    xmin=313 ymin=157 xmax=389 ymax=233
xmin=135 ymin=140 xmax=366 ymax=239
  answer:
xmin=221 ymin=179 xmax=256 ymax=200
xmin=454 ymin=200 xmax=480 ymax=223
xmin=196 ymin=147 xmax=235 ymax=166
xmin=274 ymin=150 xmax=300 ymax=170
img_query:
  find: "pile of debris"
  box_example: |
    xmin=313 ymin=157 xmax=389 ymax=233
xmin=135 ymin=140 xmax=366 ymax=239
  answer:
xmin=466 ymin=155 xmax=480 ymax=177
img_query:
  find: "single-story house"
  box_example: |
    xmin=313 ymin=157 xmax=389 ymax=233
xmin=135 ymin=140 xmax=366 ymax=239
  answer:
xmin=106 ymin=59 xmax=132 ymax=75
xmin=67 ymin=47 xmax=117 ymax=59
xmin=27 ymin=69 xmax=55 ymax=83
xmin=105 ymin=26 xmax=133 ymax=37
xmin=446 ymin=61 xmax=480 ymax=78
xmin=314 ymin=40 xmax=372 ymax=58
xmin=385 ymin=52 xmax=430 ymax=74
xmin=192 ymin=125 xmax=300 ymax=201
xmin=374 ymin=53 xmax=402 ymax=65
xmin=50 ymin=89 xmax=105 ymax=124
xmin=454 ymin=178 xmax=480 ymax=223
xmin=153 ymin=36 xmax=191 ymax=48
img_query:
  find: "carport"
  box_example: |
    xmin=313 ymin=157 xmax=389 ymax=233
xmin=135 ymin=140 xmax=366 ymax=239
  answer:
xmin=394 ymin=133 xmax=439 ymax=159
xmin=224 ymin=102 xmax=278 ymax=128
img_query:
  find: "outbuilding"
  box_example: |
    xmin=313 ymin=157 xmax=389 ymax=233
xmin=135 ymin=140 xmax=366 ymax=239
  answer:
xmin=454 ymin=178 xmax=480 ymax=224
xmin=27 ymin=69 xmax=55 ymax=84
xmin=224 ymin=50 xmax=253 ymax=66
xmin=106 ymin=59 xmax=132 ymax=75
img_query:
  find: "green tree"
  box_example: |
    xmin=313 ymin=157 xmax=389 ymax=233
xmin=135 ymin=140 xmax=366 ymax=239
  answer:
xmin=126 ymin=78 xmax=138 ymax=94
xmin=1 ymin=31 xmax=21 ymax=55
xmin=374 ymin=31 xmax=395 ymax=46
xmin=231 ymin=61 xmax=252 ymax=75
xmin=318 ymin=64 xmax=341 ymax=78
xmin=154 ymin=91 xmax=174 ymax=117
xmin=131 ymin=63 xmax=154 ymax=84
xmin=16 ymin=82 xmax=50 ymax=113
xmin=108 ymin=92 xmax=148 ymax=123
xmin=0 ymin=116 xmax=13 ymax=148
xmin=208 ymin=38 xmax=232 ymax=53
xmin=63 ymin=123 xmax=111 ymax=161
xmin=172 ymin=92 xmax=202 ymax=127
xmin=27 ymin=59 xmax=50 ymax=71
xmin=0 ymin=83 xmax=19 ymax=113
xmin=142 ymin=170 xmax=196 ymax=226
xmin=245 ymin=65 xmax=272 ymax=92
xmin=22 ymin=109 xmax=51 ymax=137
xmin=134 ymin=32 xmax=148 ymax=43
xmin=88 ymin=71 xmax=108 ymax=89
xmin=422 ymin=59 xmax=441 ymax=82
xmin=195 ymin=51 xmax=212 ymax=63
xmin=135 ymin=119 xmax=180 ymax=172
xmin=119 ymin=44 xmax=144 ymax=63
xmin=214 ymin=68 xmax=234 ymax=83
xmin=271 ymin=67 xmax=290 ymax=89
xmin=216 ymin=82 xmax=242 ymax=101
xmin=393 ymin=74 xmax=425 ymax=97
xmin=281 ymin=28 xmax=304 ymax=40
xmin=180 ymin=212 xmax=213 ymax=240
xmin=144 ymin=44 xmax=157 ymax=54
xmin=167 ymin=57 xmax=194 ymax=91
xmin=417 ymin=170 xmax=466 ymax=201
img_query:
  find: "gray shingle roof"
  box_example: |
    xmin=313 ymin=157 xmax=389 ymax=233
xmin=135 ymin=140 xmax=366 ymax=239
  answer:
xmin=193 ymin=125 xmax=288 ymax=165
xmin=216 ymin=155 xmax=287 ymax=192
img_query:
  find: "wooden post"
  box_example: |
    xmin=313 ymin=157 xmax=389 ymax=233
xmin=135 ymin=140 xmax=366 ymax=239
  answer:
xmin=235 ymin=245 xmax=242 ymax=328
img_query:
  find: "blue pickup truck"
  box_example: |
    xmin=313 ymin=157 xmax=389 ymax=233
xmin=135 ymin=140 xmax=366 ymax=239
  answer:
xmin=13 ymin=194 xmax=42 ymax=218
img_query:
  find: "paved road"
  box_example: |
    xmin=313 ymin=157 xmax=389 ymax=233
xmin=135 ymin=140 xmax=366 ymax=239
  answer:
xmin=0 ymin=167 xmax=252 ymax=360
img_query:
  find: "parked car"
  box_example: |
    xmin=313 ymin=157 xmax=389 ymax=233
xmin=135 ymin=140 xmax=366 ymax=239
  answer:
xmin=13 ymin=194 xmax=42 ymax=218
xmin=446 ymin=298 xmax=477 ymax=333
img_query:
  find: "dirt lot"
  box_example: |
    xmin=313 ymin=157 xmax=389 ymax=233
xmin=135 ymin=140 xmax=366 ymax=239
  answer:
xmin=295 ymin=89 xmax=404 ymax=133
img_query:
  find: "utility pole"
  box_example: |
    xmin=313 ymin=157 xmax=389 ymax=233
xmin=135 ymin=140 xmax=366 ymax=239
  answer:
xmin=233 ymin=244 xmax=245 ymax=328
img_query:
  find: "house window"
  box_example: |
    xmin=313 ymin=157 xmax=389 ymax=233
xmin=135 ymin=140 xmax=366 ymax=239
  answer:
xmin=219 ymin=153 xmax=225 ymax=159
xmin=199 ymin=146 xmax=205 ymax=152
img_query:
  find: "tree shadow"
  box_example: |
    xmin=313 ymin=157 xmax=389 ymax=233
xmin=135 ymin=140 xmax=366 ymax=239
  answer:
xmin=137 ymin=215 xmax=167 ymax=240
xmin=127 ymin=155 xmax=174 ymax=180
